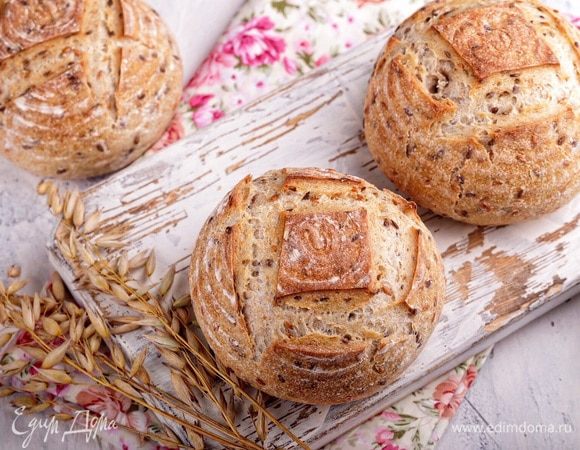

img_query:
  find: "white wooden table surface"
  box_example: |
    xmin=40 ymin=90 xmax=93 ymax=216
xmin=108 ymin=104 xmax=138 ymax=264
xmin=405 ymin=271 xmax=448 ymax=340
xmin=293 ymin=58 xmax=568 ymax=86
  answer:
xmin=0 ymin=146 xmax=578 ymax=449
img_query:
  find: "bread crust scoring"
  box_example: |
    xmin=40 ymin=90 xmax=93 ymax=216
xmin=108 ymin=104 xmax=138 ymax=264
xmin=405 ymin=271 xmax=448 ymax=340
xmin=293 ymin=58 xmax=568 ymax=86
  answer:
xmin=0 ymin=0 xmax=182 ymax=178
xmin=364 ymin=0 xmax=580 ymax=225
xmin=189 ymin=168 xmax=445 ymax=404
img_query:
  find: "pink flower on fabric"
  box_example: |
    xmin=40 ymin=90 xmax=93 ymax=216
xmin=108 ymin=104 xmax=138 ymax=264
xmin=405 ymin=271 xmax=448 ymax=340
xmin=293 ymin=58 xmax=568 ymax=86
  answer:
xmin=382 ymin=445 xmax=404 ymax=450
xmin=315 ymin=54 xmax=330 ymax=67
xmin=223 ymin=16 xmax=286 ymax=67
xmin=464 ymin=364 xmax=478 ymax=388
xmin=193 ymin=108 xmax=224 ymax=128
xmin=283 ymin=57 xmax=298 ymax=75
xmin=189 ymin=94 xmax=214 ymax=109
xmin=150 ymin=114 xmax=185 ymax=151
xmin=433 ymin=373 xmax=468 ymax=418
xmin=381 ymin=410 xmax=402 ymax=421
xmin=376 ymin=427 xmax=394 ymax=444
xmin=188 ymin=50 xmax=236 ymax=88
xmin=76 ymin=387 xmax=148 ymax=431
xmin=357 ymin=0 xmax=386 ymax=6
xmin=296 ymin=39 xmax=312 ymax=54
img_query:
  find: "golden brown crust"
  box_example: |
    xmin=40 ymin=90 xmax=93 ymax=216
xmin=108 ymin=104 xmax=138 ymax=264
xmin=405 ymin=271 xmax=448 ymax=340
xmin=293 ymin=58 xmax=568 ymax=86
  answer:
xmin=190 ymin=168 xmax=445 ymax=404
xmin=0 ymin=0 xmax=84 ymax=62
xmin=0 ymin=0 xmax=182 ymax=178
xmin=433 ymin=4 xmax=559 ymax=80
xmin=365 ymin=0 xmax=580 ymax=225
xmin=276 ymin=209 xmax=372 ymax=298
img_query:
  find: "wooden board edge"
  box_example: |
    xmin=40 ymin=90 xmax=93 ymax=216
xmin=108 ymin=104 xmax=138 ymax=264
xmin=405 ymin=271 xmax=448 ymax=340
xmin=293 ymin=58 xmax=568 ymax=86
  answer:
xmin=310 ymin=283 xmax=580 ymax=448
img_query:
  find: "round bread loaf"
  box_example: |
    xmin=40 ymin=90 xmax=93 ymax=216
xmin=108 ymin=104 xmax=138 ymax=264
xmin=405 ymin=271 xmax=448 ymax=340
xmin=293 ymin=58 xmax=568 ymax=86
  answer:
xmin=0 ymin=0 xmax=182 ymax=179
xmin=364 ymin=0 xmax=580 ymax=225
xmin=189 ymin=168 xmax=445 ymax=404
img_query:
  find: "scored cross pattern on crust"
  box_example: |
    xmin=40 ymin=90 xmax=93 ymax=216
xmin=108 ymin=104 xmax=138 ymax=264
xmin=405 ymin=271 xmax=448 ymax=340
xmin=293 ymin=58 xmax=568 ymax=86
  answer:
xmin=276 ymin=208 xmax=373 ymax=298
xmin=433 ymin=4 xmax=559 ymax=80
xmin=0 ymin=0 xmax=181 ymax=177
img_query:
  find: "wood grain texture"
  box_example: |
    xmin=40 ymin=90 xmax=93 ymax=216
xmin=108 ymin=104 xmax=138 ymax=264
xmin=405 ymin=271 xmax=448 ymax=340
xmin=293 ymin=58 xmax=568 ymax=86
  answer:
xmin=47 ymin=9 xmax=580 ymax=449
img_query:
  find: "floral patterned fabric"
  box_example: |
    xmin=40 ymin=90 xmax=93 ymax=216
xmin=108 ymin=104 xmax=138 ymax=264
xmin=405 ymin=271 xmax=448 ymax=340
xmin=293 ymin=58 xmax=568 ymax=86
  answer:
xmin=2 ymin=0 xmax=578 ymax=449
xmin=325 ymin=350 xmax=490 ymax=450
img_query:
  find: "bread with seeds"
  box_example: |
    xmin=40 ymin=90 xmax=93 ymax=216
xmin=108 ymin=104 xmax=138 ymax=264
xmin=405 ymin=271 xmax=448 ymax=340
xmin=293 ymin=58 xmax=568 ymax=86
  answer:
xmin=364 ymin=0 xmax=580 ymax=225
xmin=0 ymin=0 xmax=182 ymax=178
xmin=189 ymin=168 xmax=445 ymax=404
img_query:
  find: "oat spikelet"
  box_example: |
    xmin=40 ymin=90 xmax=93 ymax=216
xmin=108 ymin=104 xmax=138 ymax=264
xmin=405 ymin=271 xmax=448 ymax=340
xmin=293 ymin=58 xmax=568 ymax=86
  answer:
xmin=37 ymin=368 xmax=73 ymax=384
xmin=128 ymin=250 xmax=149 ymax=269
xmin=110 ymin=342 xmax=126 ymax=369
xmin=159 ymin=348 xmax=185 ymax=370
xmin=87 ymin=270 xmax=109 ymax=292
xmin=68 ymin=230 xmax=77 ymax=259
xmin=64 ymin=300 xmax=80 ymax=317
xmin=127 ymin=300 xmax=155 ymax=315
xmin=113 ymin=378 xmax=142 ymax=398
xmin=42 ymin=317 xmax=62 ymax=336
xmin=95 ymin=238 xmax=124 ymax=249
xmin=84 ymin=210 xmax=102 ymax=233
xmin=32 ymin=293 xmax=41 ymax=321
xmin=49 ymin=189 xmax=63 ymax=215
xmin=0 ymin=386 xmax=14 ymax=397
xmin=145 ymin=251 xmax=156 ymax=277
xmin=145 ymin=333 xmax=179 ymax=351
xmin=73 ymin=198 xmax=85 ymax=228
xmin=36 ymin=179 xmax=52 ymax=195
xmin=51 ymin=272 xmax=65 ymax=301
xmin=186 ymin=328 xmax=201 ymax=353
xmin=159 ymin=265 xmax=176 ymax=297
xmin=69 ymin=313 xmax=79 ymax=343
xmin=76 ymin=352 xmax=91 ymax=373
xmin=82 ymin=324 xmax=95 ymax=340
xmin=74 ymin=311 xmax=86 ymax=343
xmin=170 ymin=370 xmax=191 ymax=402
xmin=18 ymin=346 xmax=46 ymax=360
xmin=41 ymin=340 xmax=70 ymax=369
xmin=117 ymin=253 xmax=129 ymax=278
xmin=1 ymin=359 xmax=27 ymax=374
xmin=21 ymin=381 xmax=48 ymax=392
xmin=7 ymin=264 xmax=21 ymax=278
xmin=170 ymin=315 xmax=180 ymax=334
xmin=111 ymin=323 xmax=140 ymax=334
xmin=129 ymin=347 xmax=148 ymax=378
xmin=86 ymin=309 xmax=110 ymax=339
xmin=64 ymin=190 xmax=79 ymax=221
xmin=78 ymin=242 xmax=96 ymax=266
xmin=136 ymin=367 xmax=150 ymax=385
xmin=11 ymin=395 xmax=37 ymax=408
xmin=172 ymin=294 xmax=191 ymax=309
xmin=0 ymin=280 xmax=5 ymax=295
xmin=30 ymin=402 xmax=52 ymax=413
xmin=111 ymin=283 xmax=130 ymax=302
xmin=89 ymin=334 xmax=101 ymax=353
xmin=0 ymin=332 xmax=12 ymax=347
xmin=53 ymin=413 xmax=74 ymax=421
xmin=186 ymin=428 xmax=205 ymax=450
xmin=7 ymin=279 xmax=27 ymax=295
xmin=84 ymin=348 xmax=96 ymax=373
xmin=20 ymin=297 xmax=34 ymax=329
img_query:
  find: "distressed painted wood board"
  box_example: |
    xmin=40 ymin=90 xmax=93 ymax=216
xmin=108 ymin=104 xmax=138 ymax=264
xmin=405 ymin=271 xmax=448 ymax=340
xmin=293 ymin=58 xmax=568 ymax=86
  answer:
xmin=48 ymin=14 xmax=579 ymax=450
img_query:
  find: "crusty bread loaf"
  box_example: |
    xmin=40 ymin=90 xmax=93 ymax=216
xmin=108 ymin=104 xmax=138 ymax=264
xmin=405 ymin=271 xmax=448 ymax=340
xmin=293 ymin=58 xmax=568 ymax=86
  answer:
xmin=0 ymin=0 xmax=182 ymax=179
xmin=364 ymin=0 xmax=580 ymax=225
xmin=189 ymin=168 xmax=445 ymax=404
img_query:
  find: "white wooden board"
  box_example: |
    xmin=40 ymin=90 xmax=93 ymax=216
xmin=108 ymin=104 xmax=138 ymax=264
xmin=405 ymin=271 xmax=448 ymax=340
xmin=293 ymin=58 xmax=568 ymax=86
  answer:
xmin=48 ymin=4 xmax=580 ymax=447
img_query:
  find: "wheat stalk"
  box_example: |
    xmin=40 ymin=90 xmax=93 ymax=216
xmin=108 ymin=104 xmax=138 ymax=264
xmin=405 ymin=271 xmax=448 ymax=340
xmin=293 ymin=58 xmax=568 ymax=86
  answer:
xmin=0 ymin=180 xmax=311 ymax=450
